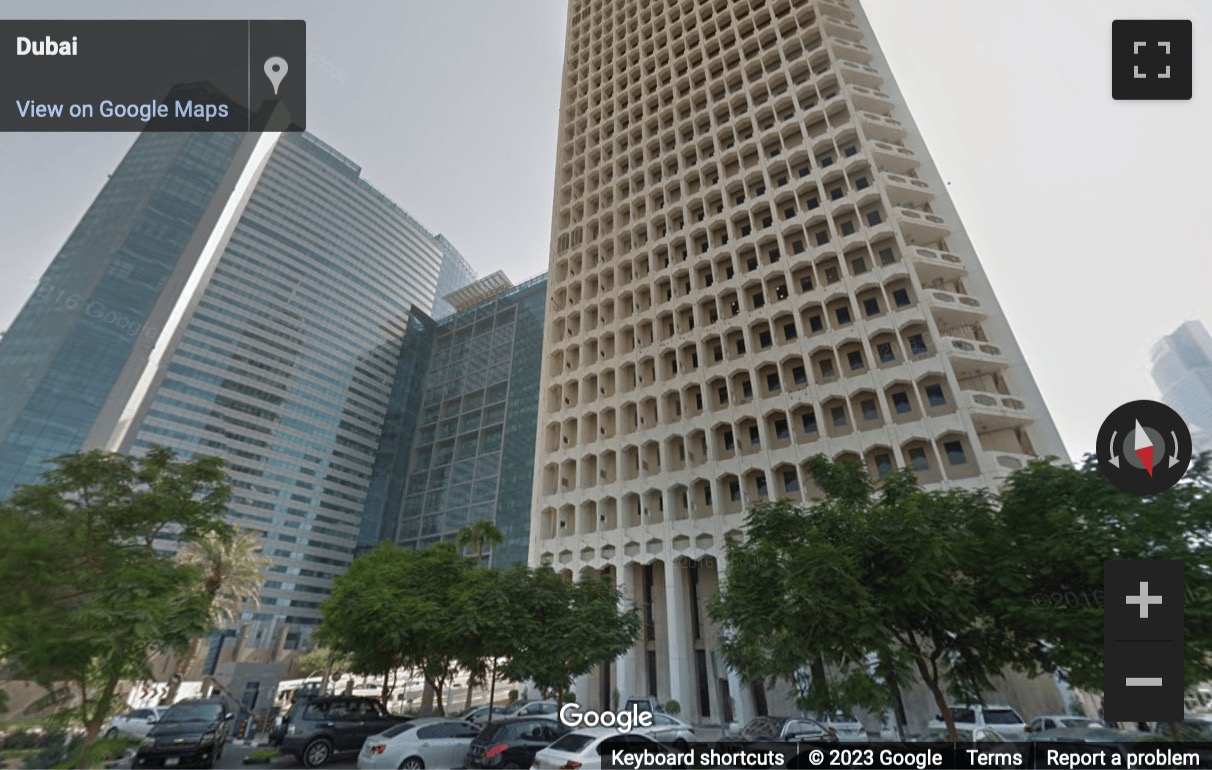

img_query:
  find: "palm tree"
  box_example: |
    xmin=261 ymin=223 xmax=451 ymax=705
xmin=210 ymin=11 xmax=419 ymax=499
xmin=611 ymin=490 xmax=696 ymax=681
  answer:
xmin=455 ymin=519 xmax=504 ymax=566
xmin=455 ymin=520 xmax=504 ymax=709
xmin=166 ymin=528 xmax=270 ymax=702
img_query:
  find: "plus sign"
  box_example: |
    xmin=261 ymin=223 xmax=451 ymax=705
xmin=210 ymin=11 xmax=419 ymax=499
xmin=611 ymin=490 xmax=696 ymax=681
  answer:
xmin=1126 ymin=581 xmax=1163 ymax=619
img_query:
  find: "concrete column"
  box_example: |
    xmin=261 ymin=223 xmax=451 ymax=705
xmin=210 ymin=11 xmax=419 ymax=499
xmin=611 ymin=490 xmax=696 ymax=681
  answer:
xmin=713 ymin=550 xmax=753 ymax=726
xmin=614 ymin=562 xmax=638 ymax=707
xmin=664 ymin=560 xmax=692 ymax=713
xmin=573 ymin=672 xmax=591 ymax=707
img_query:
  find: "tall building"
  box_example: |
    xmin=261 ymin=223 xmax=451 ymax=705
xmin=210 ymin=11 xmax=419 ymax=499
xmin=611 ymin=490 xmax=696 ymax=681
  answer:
xmin=0 ymin=129 xmax=476 ymax=647
xmin=361 ymin=272 xmax=547 ymax=568
xmin=1152 ymin=320 xmax=1212 ymax=453
xmin=531 ymin=0 xmax=1068 ymax=725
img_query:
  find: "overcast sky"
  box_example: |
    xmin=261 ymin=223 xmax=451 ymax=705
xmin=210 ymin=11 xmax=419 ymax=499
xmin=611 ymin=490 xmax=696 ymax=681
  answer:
xmin=1 ymin=0 xmax=1209 ymax=461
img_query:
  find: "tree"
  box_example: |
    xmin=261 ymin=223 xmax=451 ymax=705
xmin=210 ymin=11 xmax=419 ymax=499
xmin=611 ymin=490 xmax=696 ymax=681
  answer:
xmin=316 ymin=543 xmax=472 ymax=713
xmin=501 ymin=566 xmax=641 ymax=705
xmin=454 ymin=520 xmax=507 ymax=709
xmin=0 ymin=447 xmax=231 ymax=766
xmin=983 ymin=454 xmax=1212 ymax=694
xmin=710 ymin=456 xmax=1013 ymax=740
xmin=165 ymin=528 xmax=270 ymax=702
xmin=455 ymin=565 xmax=528 ymax=719
xmin=456 ymin=519 xmax=505 ymax=566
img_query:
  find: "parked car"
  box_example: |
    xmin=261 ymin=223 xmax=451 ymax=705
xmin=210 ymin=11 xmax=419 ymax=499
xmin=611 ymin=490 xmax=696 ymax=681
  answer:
xmin=726 ymin=716 xmax=838 ymax=743
xmin=464 ymin=715 xmax=571 ymax=768
xmin=1026 ymin=715 xmax=1102 ymax=733
xmin=133 ymin=699 xmax=232 ymax=769
xmin=532 ymin=727 xmax=671 ymax=770
xmin=623 ymin=695 xmax=666 ymax=714
xmin=814 ymin=712 xmax=868 ymax=742
xmin=928 ymin=704 xmax=1029 ymax=740
xmin=357 ymin=717 xmax=481 ymax=769
xmin=105 ymin=707 xmax=168 ymax=739
xmin=1150 ymin=714 xmax=1212 ymax=740
xmin=276 ymin=695 xmax=410 ymax=767
xmin=503 ymin=700 xmax=559 ymax=718
xmin=456 ymin=705 xmax=509 ymax=725
xmin=634 ymin=711 xmax=695 ymax=747
xmin=1028 ymin=726 xmax=1139 ymax=743
xmin=913 ymin=727 xmax=1007 ymax=745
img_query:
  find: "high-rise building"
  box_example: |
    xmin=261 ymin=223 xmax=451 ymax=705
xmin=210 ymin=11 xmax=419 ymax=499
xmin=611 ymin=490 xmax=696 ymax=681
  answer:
xmin=0 ymin=129 xmax=476 ymax=647
xmin=361 ymin=272 xmax=547 ymax=568
xmin=531 ymin=0 xmax=1068 ymax=726
xmin=1152 ymin=320 xmax=1212 ymax=453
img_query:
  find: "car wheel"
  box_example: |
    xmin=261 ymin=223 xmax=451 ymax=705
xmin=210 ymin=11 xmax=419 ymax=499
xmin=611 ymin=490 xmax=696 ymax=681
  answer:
xmin=303 ymin=738 xmax=334 ymax=767
xmin=674 ymin=739 xmax=689 ymax=750
xmin=399 ymin=757 xmax=425 ymax=769
xmin=105 ymin=727 xmax=119 ymax=738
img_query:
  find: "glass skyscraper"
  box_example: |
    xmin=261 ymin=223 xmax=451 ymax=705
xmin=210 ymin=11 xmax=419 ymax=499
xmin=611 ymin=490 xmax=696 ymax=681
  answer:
xmin=361 ymin=273 xmax=546 ymax=569
xmin=0 ymin=132 xmax=262 ymax=497
xmin=1152 ymin=320 xmax=1212 ymax=453
xmin=0 ymin=129 xmax=476 ymax=646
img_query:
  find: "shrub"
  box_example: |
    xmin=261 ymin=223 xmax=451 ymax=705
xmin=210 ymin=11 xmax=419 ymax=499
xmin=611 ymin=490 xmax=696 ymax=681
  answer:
xmin=664 ymin=699 xmax=681 ymax=715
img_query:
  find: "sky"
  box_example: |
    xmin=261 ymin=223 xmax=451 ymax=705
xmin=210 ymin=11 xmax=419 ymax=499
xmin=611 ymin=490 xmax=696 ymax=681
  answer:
xmin=1 ymin=0 xmax=1210 ymax=461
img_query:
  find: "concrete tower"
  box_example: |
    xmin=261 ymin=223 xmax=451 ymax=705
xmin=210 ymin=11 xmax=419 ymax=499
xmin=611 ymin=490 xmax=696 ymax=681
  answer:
xmin=531 ymin=0 xmax=1068 ymax=725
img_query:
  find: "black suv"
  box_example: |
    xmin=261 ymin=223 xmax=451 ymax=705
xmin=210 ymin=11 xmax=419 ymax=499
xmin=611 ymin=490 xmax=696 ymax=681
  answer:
xmin=134 ymin=698 xmax=232 ymax=768
xmin=464 ymin=716 xmax=570 ymax=769
xmin=275 ymin=695 xmax=408 ymax=766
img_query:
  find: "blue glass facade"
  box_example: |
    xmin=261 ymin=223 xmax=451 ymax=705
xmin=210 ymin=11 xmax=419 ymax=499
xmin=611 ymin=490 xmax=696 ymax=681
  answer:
xmin=0 ymin=132 xmax=253 ymax=496
xmin=364 ymin=275 xmax=546 ymax=568
xmin=121 ymin=133 xmax=475 ymax=646
xmin=2 ymin=129 xmax=476 ymax=647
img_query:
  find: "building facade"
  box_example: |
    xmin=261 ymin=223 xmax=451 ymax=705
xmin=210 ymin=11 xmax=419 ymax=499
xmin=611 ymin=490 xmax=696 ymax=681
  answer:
xmin=1152 ymin=320 xmax=1212 ymax=453
xmin=530 ymin=0 xmax=1068 ymax=726
xmin=361 ymin=272 xmax=547 ymax=569
xmin=0 ymin=131 xmax=265 ymax=497
xmin=0 ymin=129 xmax=476 ymax=648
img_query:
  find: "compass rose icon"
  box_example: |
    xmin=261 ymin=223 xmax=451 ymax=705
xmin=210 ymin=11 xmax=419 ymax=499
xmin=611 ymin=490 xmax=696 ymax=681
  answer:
xmin=1097 ymin=400 xmax=1192 ymax=495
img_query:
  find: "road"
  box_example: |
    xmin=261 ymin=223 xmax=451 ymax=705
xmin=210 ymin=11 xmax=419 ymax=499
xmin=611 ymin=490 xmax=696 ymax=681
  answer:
xmin=116 ymin=740 xmax=358 ymax=769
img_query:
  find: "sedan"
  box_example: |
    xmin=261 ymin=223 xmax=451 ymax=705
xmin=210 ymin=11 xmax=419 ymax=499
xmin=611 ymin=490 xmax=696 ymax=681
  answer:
xmin=1027 ymin=715 xmax=1102 ymax=734
xmin=105 ymin=707 xmax=168 ymax=739
xmin=635 ymin=712 xmax=695 ymax=748
xmin=456 ymin=705 xmax=509 ymax=725
xmin=358 ymin=717 xmax=482 ymax=769
xmin=532 ymin=728 xmax=671 ymax=770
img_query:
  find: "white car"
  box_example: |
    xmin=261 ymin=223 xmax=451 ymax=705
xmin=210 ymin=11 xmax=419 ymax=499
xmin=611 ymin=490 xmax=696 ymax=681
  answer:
xmin=104 ymin=707 xmax=168 ymax=738
xmin=357 ymin=717 xmax=481 ymax=769
xmin=635 ymin=712 xmax=695 ymax=747
xmin=928 ymin=704 xmax=1028 ymax=740
xmin=815 ymin=712 xmax=868 ymax=742
xmin=1027 ymin=715 xmax=1102 ymax=733
xmin=532 ymin=727 xmax=670 ymax=770
xmin=507 ymin=700 xmax=560 ymax=717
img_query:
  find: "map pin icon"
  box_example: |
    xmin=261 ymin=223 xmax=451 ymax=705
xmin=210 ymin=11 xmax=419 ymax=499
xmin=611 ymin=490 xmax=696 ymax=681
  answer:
xmin=264 ymin=57 xmax=288 ymax=96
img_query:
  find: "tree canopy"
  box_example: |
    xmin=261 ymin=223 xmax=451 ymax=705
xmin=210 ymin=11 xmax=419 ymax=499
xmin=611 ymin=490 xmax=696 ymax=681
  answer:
xmin=0 ymin=447 xmax=233 ymax=762
xmin=710 ymin=452 xmax=1212 ymax=739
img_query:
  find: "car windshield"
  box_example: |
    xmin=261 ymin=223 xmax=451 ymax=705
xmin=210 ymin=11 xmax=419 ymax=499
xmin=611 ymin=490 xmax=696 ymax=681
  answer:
xmin=549 ymin=733 xmax=593 ymax=753
xmin=741 ymin=717 xmax=787 ymax=739
xmin=161 ymin=703 xmax=222 ymax=722
xmin=983 ymin=710 xmax=1023 ymax=725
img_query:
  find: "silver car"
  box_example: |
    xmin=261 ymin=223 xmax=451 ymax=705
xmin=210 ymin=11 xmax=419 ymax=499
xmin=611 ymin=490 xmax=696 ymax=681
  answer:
xmin=104 ymin=707 xmax=168 ymax=738
xmin=357 ymin=717 xmax=481 ymax=769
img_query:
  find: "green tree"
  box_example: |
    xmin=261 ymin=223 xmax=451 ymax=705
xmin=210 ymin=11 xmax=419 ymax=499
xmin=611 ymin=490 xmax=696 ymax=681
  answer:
xmin=985 ymin=454 xmax=1212 ymax=693
xmin=454 ymin=520 xmax=507 ymax=710
xmin=455 ymin=565 xmax=527 ymax=719
xmin=501 ymin=566 xmax=641 ymax=705
xmin=0 ymin=447 xmax=231 ymax=765
xmin=711 ymin=456 xmax=1012 ymax=740
xmin=165 ymin=528 xmax=270 ymax=702
xmin=456 ymin=519 xmax=505 ymax=566
xmin=316 ymin=543 xmax=472 ymax=713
